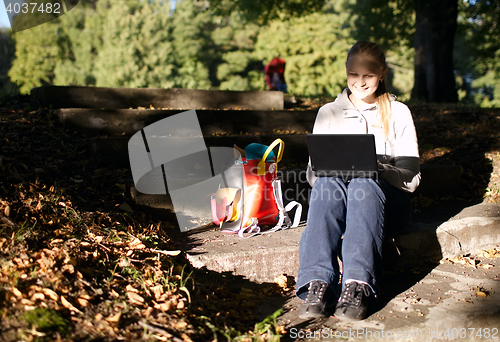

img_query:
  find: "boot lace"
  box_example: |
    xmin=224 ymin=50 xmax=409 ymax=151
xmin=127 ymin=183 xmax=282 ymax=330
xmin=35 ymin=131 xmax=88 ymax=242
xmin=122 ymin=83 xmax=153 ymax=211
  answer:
xmin=305 ymin=281 xmax=327 ymax=303
xmin=338 ymin=282 xmax=371 ymax=308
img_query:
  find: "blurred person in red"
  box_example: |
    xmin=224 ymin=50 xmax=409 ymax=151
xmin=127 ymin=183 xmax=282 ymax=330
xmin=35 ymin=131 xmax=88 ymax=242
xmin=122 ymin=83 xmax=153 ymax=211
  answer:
xmin=265 ymin=57 xmax=287 ymax=92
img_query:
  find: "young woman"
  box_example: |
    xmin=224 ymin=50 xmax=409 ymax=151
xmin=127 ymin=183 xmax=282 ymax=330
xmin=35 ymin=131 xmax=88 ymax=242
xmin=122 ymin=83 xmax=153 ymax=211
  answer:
xmin=296 ymin=41 xmax=420 ymax=321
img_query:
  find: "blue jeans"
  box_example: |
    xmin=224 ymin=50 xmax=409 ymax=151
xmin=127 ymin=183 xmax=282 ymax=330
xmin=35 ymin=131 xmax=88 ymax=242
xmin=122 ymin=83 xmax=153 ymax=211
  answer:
xmin=296 ymin=177 xmax=412 ymax=300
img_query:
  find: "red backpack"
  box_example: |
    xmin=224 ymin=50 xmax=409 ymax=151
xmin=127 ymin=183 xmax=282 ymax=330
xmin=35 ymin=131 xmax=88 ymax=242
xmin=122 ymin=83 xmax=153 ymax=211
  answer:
xmin=210 ymin=139 xmax=302 ymax=237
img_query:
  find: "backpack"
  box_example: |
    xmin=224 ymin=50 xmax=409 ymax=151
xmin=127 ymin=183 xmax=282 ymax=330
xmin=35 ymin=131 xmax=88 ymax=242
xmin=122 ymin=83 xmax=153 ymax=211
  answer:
xmin=210 ymin=138 xmax=302 ymax=237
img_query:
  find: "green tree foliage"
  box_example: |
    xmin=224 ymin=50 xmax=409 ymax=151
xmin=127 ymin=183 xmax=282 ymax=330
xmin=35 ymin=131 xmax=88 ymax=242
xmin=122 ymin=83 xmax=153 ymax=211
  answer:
xmin=7 ymin=0 xmax=500 ymax=106
xmin=93 ymin=0 xmax=176 ymax=88
xmin=52 ymin=3 xmax=99 ymax=86
xmin=208 ymin=0 xmax=326 ymax=23
xmin=8 ymin=21 xmax=67 ymax=94
xmin=9 ymin=0 xmax=214 ymax=92
xmin=456 ymin=0 xmax=500 ymax=107
xmin=254 ymin=0 xmax=356 ymax=96
xmin=352 ymin=0 xmax=415 ymax=49
xmin=170 ymin=0 xmax=211 ymax=89
xmin=352 ymin=0 xmax=500 ymax=105
xmin=213 ymin=12 xmax=261 ymax=90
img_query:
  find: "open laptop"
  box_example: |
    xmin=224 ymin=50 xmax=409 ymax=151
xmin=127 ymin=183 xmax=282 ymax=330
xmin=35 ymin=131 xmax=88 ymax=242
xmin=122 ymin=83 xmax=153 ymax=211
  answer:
xmin=306 ymin=134 xmax=378 ymax=179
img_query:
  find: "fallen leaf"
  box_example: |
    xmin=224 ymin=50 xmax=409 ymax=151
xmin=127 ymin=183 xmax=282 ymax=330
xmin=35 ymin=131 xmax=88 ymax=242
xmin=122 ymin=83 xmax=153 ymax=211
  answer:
xmin=31 ymin=293 xmax=45 ymax=301
xmin=142 ymin=306 xmax=153 ymax=318
xmin=153 ymin=300 xmax=171 ymax=312
xmin=276 ymin=325 xmax=286 ymax=335
xmin=127 ymin=292 xmax=144 ymax=305
xmin=11 ymin=287 xmax=23 ymax=299
xmin=181 ymin=333 xmax=194 ymax=342
xmin=21 ymin=298 xmax=35 ymax=306
xmin=151 ymin=285 xmax=164 ymax=301
xmin=150 ymin=249 xmax=181 ymax=256
xmin=126 ymin=284 xmax=139 ymax=293
xmin=106 ymin=312 xmax=121 ymax=323
xmin=172 ymin=320 xmax=188 ymax=330
xmin=61 ymin=264 xmax=75 ymax=274
xmin=77 ymin=297 xmax=89 ymax=307
xmin=129 ymin=238 xmax=145 ymax=250
xmin=61 ymin=295 xmax=82 ymax=313
xmin=26 ymin=326 xmax=46 ymax=337
xmin=274 ymin=274 xmax=288 ymax=290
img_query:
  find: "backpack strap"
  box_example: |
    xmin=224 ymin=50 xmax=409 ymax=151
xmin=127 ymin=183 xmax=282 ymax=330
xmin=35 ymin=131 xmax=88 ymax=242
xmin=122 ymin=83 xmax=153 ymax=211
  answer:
xmin=237 ymin=218 xmax=261 ymax=238
xmin=257 ymin=138 xmax=284 ymax=175
xmin=263 ymin=180 xmax=302 ymax=234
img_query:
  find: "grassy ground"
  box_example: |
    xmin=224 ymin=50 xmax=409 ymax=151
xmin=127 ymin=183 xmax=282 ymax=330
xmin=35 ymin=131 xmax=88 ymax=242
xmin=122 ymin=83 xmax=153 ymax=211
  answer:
xmin=1 ymin=95 xmax=500 ymax=341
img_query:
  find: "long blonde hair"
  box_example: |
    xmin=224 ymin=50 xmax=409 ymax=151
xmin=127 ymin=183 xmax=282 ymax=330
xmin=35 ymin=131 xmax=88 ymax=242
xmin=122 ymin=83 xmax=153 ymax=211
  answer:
xmin=347 ymin=41 xmax=392 ymax=141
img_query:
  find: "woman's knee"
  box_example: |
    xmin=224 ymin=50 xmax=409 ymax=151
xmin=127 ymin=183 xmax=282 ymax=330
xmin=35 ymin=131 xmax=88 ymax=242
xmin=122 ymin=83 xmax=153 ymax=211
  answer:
xmin=347 ymin=178 xmax=382 ymax=199
xmin=310 ymin=177 xmax=347 ymax=202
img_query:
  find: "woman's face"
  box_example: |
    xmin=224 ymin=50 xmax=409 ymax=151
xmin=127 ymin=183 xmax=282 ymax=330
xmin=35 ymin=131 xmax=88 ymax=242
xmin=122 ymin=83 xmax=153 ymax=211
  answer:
xmin=346 ymin=55 xmax=386 ymax=105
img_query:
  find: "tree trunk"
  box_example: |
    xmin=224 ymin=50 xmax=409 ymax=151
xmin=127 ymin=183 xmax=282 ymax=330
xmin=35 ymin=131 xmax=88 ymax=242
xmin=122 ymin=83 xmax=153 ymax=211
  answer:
xmin=412 ymin=0 xmax=458 ymax=103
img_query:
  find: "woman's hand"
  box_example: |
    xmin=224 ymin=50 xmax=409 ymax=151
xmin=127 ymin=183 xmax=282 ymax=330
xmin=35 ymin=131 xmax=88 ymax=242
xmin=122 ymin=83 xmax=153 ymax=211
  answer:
xmin=377 ymin=161 xmax=385 ymax=174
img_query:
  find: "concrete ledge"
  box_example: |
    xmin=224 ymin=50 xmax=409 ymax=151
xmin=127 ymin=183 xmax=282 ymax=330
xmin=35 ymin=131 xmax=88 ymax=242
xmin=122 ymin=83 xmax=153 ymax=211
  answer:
xmin=187 ymin=224 xmax=428 ymax=284
xmin=88 ymin=135 xmax=309 ymax=167
xmin=31 ymin=86 xmax=284 ymax=110
xmin=184 ymin=203 xmax=500 ymax=283
xmin=436 ymin=203 xmax=500 ymax=258
xmin=186 ymin=226 xmax=304 ymax=283
xmin=57 ymin=108 xmax=316 ymax=136
xmin=437 ymin=217 xmax=500 ymax=258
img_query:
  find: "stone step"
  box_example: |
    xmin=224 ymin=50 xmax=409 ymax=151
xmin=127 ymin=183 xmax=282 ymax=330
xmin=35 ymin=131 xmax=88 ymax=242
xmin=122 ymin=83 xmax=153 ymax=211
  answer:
xmin=184 ymin=223 xmax=436 ymax=284
xmin=184 ymin=203 xmax=500 ymax=283
xmin=88 ymin=135 xmax=310 ymax=167
xmin=57 ymin=108 xmax=316 ymax=136
xmin=32 ymin=86 xmax=285 ymax=110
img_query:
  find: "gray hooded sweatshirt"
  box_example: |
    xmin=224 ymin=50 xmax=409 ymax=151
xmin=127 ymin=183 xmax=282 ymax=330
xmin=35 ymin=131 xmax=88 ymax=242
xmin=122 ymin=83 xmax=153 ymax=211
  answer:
xmin=306 ymin=89 xmax=421 ymax=193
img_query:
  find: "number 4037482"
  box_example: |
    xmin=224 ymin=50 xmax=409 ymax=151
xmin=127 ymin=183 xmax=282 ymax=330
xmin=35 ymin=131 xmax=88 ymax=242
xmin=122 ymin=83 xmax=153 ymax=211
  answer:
xmin=443 ymin=328 xmax=498 ymax=339
xmin=5 ymin=2 xmax=62 ymax=14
